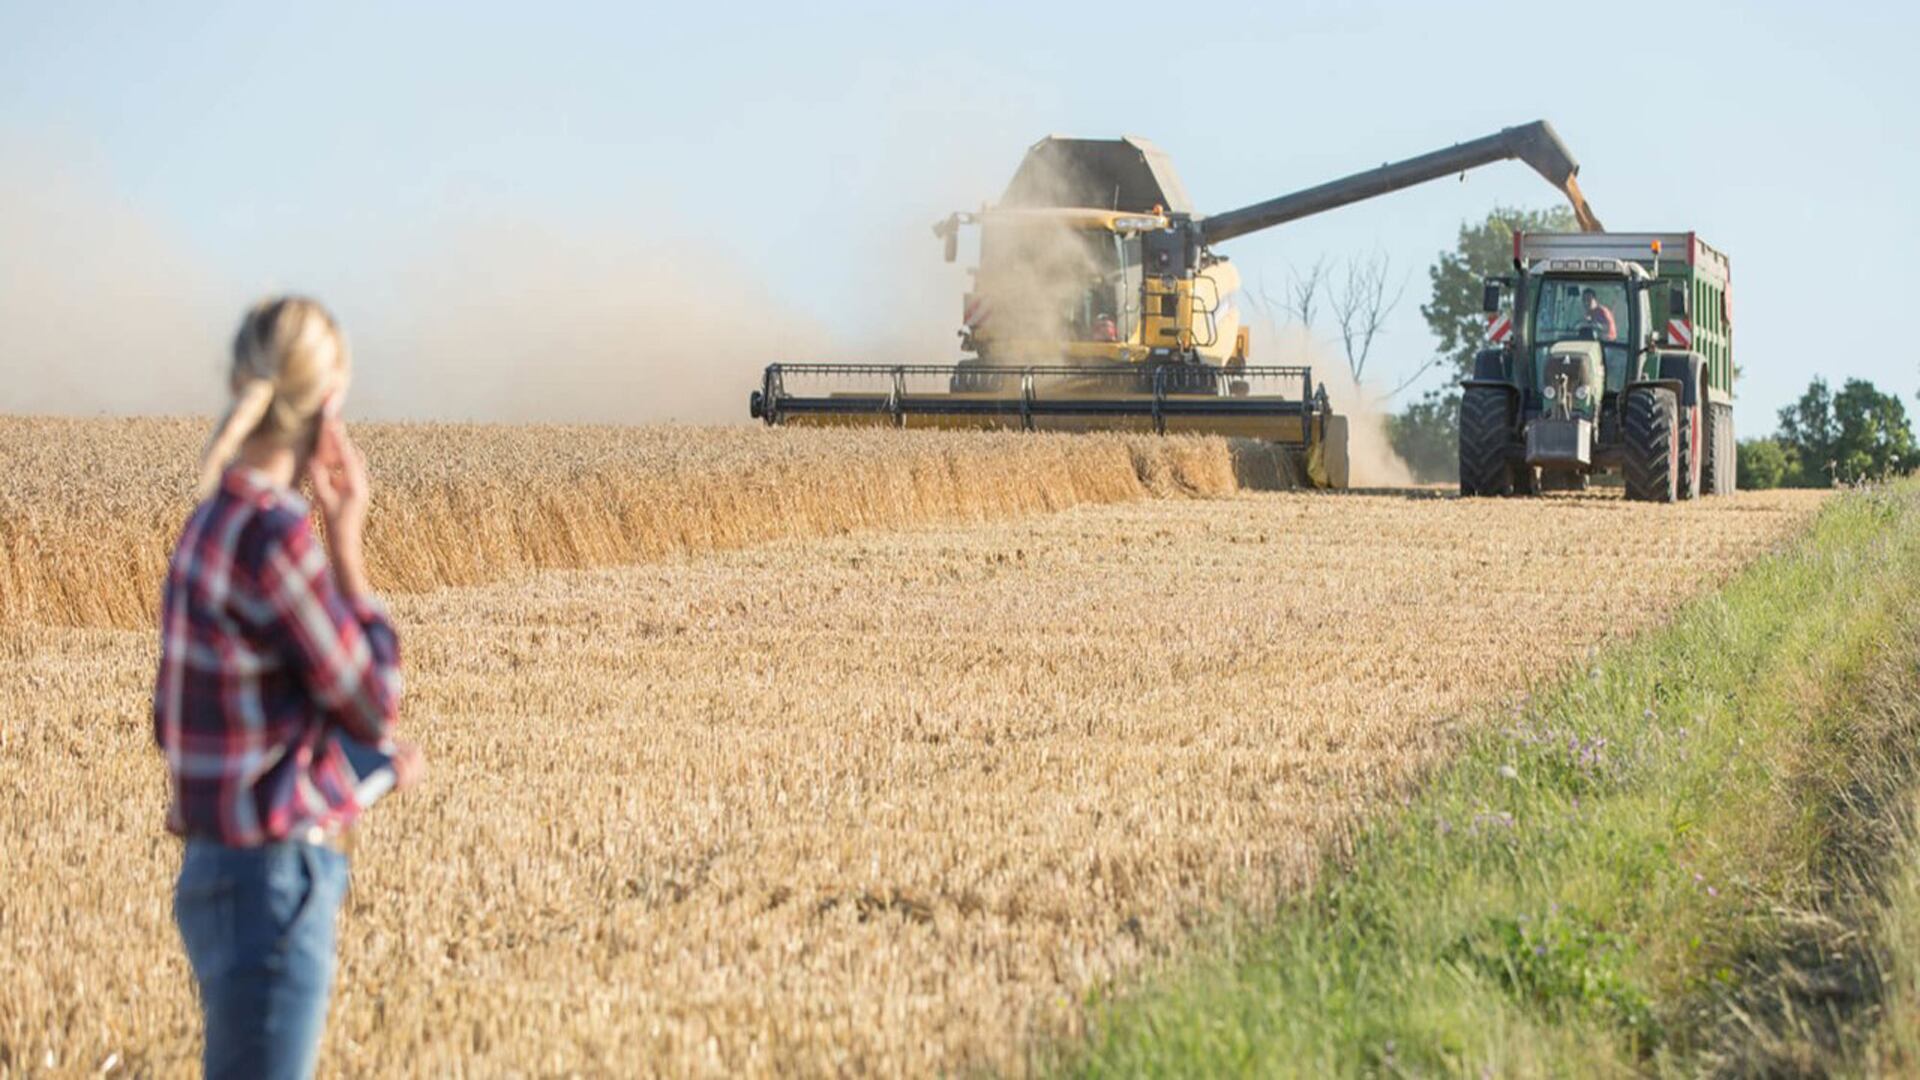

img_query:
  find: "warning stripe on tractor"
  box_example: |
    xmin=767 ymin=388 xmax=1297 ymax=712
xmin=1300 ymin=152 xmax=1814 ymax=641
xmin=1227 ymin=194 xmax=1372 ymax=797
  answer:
xmin=1666 ymin=318 xmax=1693 ymax=348
xmin=1486 ymin=313 xmax=1512 ymax=343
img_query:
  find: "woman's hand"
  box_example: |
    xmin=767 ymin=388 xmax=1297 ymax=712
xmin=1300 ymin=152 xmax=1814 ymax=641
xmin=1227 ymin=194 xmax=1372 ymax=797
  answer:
xmin=309 ymin=418 xmax=374 ymax=598
xmin=390 ymin=740 xmax=427 ymax=791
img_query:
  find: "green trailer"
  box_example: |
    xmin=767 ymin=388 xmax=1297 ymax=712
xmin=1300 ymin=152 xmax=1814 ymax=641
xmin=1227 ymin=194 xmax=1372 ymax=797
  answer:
xmin=1460 ymin=231 xmax=1734 ymax=501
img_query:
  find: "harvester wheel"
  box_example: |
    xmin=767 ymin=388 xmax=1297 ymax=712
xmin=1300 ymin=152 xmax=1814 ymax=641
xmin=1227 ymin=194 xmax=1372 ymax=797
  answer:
xmin=1457 ymin=386 xmax=1516 ymax=497
xmin=1702 ymin=402 xmax=1736 ymax=495
xmin=1622 ymin=387 xmax=1679 ymax=503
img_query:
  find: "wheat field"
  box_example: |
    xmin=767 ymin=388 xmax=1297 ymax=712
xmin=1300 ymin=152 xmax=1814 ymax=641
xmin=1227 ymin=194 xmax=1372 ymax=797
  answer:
xmin=0 ymin=418 xmax=1249 ymax=630
xmin=0 ymin=418 xmax=1825 ymax=1076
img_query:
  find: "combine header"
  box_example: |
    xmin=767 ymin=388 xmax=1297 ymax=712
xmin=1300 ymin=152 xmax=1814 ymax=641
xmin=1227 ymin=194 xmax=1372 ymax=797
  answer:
xmin=750 ymin=121 xmax=1602 ymax=489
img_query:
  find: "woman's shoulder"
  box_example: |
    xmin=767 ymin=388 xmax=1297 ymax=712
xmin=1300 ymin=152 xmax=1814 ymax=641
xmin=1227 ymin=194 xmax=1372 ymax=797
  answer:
xmin=243 ymin=497 xmax=315 ymax=546
xmin=226 ymin=487 xmax=318 ymax=567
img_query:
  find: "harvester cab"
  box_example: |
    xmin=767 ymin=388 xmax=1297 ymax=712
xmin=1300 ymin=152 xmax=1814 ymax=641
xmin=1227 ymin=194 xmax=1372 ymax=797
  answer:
xmin=1461 ymin=233 xmax=1736 ymax=502
xmin=751 ymin=121 xmax=1606 ymax=491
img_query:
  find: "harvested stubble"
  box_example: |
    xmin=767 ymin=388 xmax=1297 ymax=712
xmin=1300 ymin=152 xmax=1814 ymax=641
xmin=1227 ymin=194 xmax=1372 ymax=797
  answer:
xmin=0 ymin=420 xmax=1825 ymax=1075
xmin=0 ymin=417 xmax=1238 ymax=630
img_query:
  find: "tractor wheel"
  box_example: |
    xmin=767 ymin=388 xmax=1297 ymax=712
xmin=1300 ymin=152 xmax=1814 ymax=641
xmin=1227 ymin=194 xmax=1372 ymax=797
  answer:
xmin=1623 ymin=387 xmax=1679 ymax=503
xmin=1702 ymin=402 xmax=1736 ymax=495
xmin=1458 ymin=386 xmax=1516 ymax=497
xmin=1676 ymin=400 xmax=1702 ymax=501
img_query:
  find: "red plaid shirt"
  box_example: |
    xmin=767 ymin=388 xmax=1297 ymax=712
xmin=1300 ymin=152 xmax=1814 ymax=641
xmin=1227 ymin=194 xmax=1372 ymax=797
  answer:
xmin=154 ymin=467 xmax=402 ymax=844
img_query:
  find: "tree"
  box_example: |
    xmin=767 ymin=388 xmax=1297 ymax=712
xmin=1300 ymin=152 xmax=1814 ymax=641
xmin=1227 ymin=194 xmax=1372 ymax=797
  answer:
xmin=1421 ymin=205 xmax=1578 ymax=382
xmin=1736 ymin=438 xmax=1790 ymax=490
xmin=1775 ymin=378 xmax=1836 ymax=483
xmin=1832 ymin=378 xmax=1916 ymax=481
xmin=1328 ymin=250 xmax=1409 ymax=383
xmin=1776 ymin=377 xmax=1916 ymax=485
xmin=1386 ymin=395 xmax=1457 ymax=483
xmin=1260 ymin=258 xmax=1330 ymax=332
xmin=1259 ymin=253 xmax=1410 ymax=384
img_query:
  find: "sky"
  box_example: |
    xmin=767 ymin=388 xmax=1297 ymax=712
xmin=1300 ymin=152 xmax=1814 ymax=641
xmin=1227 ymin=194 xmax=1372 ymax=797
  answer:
xmin=1 ymin=0 xmax=1915 ymax=430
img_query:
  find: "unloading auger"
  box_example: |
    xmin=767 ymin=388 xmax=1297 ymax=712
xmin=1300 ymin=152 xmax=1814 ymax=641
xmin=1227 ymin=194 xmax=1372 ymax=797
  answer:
xmin=749 ymin=121 xmax=1602 ymax=489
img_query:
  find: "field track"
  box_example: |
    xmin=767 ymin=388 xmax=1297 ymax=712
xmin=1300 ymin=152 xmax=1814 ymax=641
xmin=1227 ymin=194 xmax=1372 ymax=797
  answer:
xmin=0 ymin=419 xmax=1825 ymax=1075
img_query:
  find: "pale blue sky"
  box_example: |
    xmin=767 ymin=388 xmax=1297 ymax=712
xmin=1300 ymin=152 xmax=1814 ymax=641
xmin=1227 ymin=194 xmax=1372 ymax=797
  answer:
xmin=2 ymin=1 xmax=1915 ymax=428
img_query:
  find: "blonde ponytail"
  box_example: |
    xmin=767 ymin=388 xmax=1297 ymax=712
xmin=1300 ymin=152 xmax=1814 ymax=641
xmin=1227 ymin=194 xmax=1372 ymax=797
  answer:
xmin=195 ymin=380 xmax=276 ymax=498
xmin=194 ymin=296 xmax=351 ymax=499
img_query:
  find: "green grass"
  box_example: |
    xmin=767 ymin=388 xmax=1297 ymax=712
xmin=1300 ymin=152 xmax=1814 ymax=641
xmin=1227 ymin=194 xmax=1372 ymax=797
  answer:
xmin=1855 ymin=790 xmax=1920 ymax=1077
xmin=1062 ymin=484 xmax=1920 ymax=1077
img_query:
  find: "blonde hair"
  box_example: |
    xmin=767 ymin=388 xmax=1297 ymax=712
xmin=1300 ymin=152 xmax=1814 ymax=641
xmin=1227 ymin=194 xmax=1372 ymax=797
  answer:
xmin=196 ymin=296 xmax=351 ymax=498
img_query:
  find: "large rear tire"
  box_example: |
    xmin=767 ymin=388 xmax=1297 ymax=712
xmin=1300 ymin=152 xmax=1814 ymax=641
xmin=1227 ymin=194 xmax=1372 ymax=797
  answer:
xmin=1702 ymin=402 xmax=1736 ymax=495
xmin=1623 ymin=387 xmax=1679 ymax=503
xmin=1458 ymin=387 xmax=1516 ymax=497
xmin=1677 ymin=400 xmax=1702 ymax=501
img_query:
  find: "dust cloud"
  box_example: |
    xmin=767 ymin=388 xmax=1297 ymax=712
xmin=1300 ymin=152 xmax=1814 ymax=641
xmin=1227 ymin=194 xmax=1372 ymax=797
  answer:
xmin=964 ymin=154 xmax=1130 ymax=361
xmin=1251 ymin=321 xmax=1415 ymax=488
xmin=0 ymin=172 xmax=833 ymax=425
xmin=968 ymin=216 xmax=1112 ymax=358
xmin=350 ymin=221 xmax=834 ymax=425
xmin=0 ymin=143 xmax=227 ymax=416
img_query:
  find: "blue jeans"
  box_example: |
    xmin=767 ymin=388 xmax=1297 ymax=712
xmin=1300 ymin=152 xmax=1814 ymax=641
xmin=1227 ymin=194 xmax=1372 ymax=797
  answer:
xmin=174 ymin=838 xmax=349 ymax=1080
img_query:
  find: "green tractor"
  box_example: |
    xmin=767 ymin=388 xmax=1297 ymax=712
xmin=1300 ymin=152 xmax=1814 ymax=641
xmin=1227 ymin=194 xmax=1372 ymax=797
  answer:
xmin=1459 ymin=232 xmax=1734 ymax=501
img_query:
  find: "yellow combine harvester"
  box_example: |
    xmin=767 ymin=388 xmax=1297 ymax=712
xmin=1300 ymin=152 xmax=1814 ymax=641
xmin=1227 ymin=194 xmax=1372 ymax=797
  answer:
xmin=750 ymin=121 xmax=1601 ymax=489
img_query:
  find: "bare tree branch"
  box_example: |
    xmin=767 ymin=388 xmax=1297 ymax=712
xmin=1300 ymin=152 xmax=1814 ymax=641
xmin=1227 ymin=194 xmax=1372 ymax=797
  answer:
xmin=1285 ymin=257 xmax=1329 ymax=331
xmin=1383 ymin=355 xmax=1447 ymax=399
xmin=1328 ymin=250 xmax=1411 ymax=383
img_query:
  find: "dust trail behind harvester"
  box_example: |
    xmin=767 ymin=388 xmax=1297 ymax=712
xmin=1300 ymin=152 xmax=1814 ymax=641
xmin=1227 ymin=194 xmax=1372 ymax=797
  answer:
xmin=0 ymin=142 xmax=227 ymax=416
xmin=349 ymin=220 xmax=841 ymax=425
xmin=1253 ymin=321 xmax=1414 ymax=488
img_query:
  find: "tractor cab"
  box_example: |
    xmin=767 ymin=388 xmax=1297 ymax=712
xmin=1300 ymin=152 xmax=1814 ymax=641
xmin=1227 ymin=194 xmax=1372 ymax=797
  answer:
xmin=1472 ymin=257 xmax=1675 ymax=489
xmin=1521 ymin=259 xmax=1655 ymax=419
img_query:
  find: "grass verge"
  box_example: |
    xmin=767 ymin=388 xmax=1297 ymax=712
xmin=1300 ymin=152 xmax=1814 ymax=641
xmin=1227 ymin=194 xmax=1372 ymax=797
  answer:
xmin=1064 ymin=483 xmax=1920 ymax=1076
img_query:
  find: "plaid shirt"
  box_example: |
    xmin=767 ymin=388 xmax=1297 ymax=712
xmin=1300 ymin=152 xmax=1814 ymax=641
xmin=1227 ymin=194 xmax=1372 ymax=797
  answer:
xmin=154 ymin=467 xmax=403 ymax=844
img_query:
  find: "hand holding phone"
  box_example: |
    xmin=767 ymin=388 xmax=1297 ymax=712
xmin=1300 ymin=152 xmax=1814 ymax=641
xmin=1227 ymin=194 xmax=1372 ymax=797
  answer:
xmin=307 ymin=391 xmax=373 ymax=596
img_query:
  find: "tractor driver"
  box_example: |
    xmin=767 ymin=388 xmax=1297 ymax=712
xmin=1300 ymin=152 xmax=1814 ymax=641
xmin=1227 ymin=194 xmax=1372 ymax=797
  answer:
xmin=1580 ymin=288 xmax=1618 ymax=341
xmin=1091 ymin=312 xmax=1119 ymax=343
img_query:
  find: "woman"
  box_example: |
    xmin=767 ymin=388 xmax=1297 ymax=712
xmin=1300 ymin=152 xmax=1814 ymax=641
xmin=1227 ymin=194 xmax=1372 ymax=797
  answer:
xmin=154 ymin=297 xmax=420 ymax=1079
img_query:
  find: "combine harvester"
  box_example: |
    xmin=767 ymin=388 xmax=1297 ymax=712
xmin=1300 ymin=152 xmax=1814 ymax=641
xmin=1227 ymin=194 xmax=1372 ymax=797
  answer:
xmin=1460 ymin=231 xmax=1734 ymax=501
xmin=751 ymin=121 xmax=1603 ymax=489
